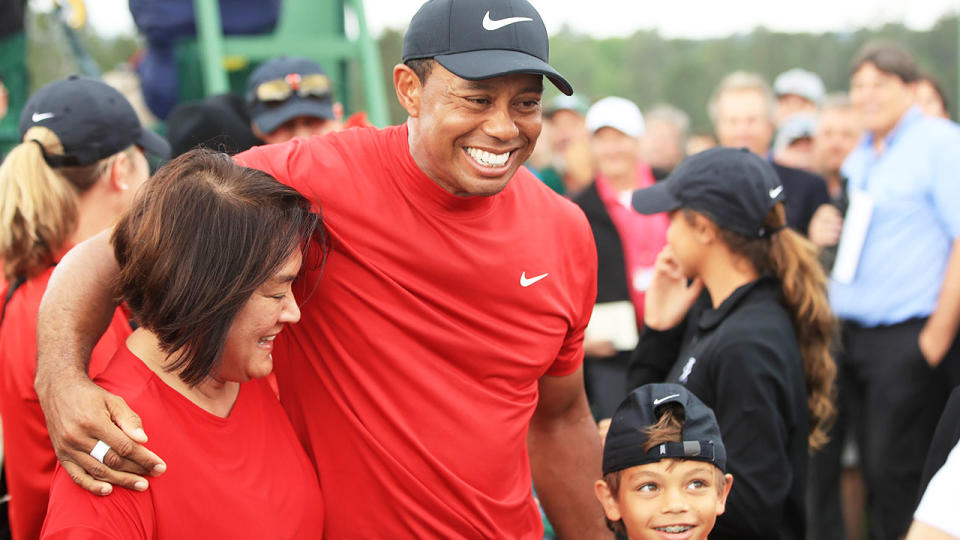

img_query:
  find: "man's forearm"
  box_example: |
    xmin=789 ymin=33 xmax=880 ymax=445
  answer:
xmin=35 ymin=229 xmax=121 ymax=396
xmin=529 ymin=388 xmax=610 ymax=539
xmin=33 ymin=229 xmax=163 ymax=495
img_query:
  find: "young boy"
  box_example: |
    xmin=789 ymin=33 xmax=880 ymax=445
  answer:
xmin=595 ymin=383 xmax=734 ymax=540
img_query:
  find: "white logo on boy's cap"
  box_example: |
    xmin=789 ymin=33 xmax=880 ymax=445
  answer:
xmin=653 ymin=393 xmax=680 ymax=406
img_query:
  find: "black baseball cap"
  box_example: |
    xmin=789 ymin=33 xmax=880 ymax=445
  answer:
xmin=246 ymin=57 xmax=336 ymax=135
xmin=402 ymin=0 xmax=573 ymax=96
xmin=166 ymin=95 xmax=262 ymax=157
xmin=19 ymin=75 xmax=170 ymax=167
xmin=631 ymin=147 xmax=786 ymax=238
xmin=603 ymin=383 xmax=727 ymax=476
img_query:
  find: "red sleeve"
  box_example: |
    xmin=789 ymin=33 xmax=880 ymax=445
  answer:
xmin=42 ymin=526 xmax=126 ymax=540
xmin=546 ymin=203 xmax=598 ymax=377
xmin=41 ymin=467 xmax=154 ymax=540
xmin=88 ymin=308 xmax=133 ymax=378
xmin=234 ymin=137 xmax=335 ymax=206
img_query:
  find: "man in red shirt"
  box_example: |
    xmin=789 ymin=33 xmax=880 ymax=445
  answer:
xmin=33 ymin=0 xmax=609 ymax=538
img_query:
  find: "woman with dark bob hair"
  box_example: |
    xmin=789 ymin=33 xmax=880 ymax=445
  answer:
xmin=41 ymin=148 xmax=326 ymax=538
xmin=626 ymin=147 xmax=835 ymax=540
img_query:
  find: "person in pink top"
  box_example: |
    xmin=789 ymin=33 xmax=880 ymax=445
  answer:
xmin=574 ymin=96 xmax=669 ymax=418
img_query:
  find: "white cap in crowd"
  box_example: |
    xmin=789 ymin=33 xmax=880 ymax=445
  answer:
xmin=586 ymin=96 xmax=645 ymax=138
xmin=774 ymin=112 xmax=818 ymax=152
xmin=773 ymin=68 xmax=826 ymax=106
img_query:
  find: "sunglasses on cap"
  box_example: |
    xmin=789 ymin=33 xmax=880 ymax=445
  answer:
xmin=253 ymin=73 xmax=332 ymax=104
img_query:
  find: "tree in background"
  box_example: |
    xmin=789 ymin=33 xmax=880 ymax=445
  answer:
xmin=371 ymin=15 xmax=959 ymax=129
xmin=25 ymin=7 xmax=960 ymax=131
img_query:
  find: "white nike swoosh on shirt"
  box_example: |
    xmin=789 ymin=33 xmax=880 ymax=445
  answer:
xmin=520 ymin=272 xmax=549 ymax=287
xmin=482 ymin=11 xmax=533 ymax=31
xmin=31 ymin=112 xmax=55 ymax=122
xmin=653 ymin=394 xmax=680 ymax=405
xmin=769 ymin=185 xmax=784 ymax=199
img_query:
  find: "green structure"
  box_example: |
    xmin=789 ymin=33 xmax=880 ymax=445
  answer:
xmin=0 ymin=32 xmax=27 ymax=155
xmin=192 ymin=0 xmax=390 ymax=126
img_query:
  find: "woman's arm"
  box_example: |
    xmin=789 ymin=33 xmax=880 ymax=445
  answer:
xmin=42 ymin=464 xmax=153 ymax=539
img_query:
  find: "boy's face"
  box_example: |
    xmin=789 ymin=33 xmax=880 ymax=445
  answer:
xmin=595 ymin=459 xmax=733 ymax=540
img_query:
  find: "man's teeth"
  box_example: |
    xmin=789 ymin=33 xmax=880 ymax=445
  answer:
xmin=466 ymin=147 xmax=510 ymax=168
xmin=258 ymin=336 xmax=276 ymax=345
xmin=656 ymin=525 xmax=692 ymax=533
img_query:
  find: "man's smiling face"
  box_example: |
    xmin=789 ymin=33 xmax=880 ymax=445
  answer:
xmin=405 ymin=63 xmax=543 ymax=198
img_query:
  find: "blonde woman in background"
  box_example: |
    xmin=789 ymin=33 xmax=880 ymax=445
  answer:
xmin=0 ymin=75 xmax=169 ymax=540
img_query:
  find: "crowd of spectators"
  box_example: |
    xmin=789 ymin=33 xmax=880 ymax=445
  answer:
xmin=528 ymin=43 xmax=960 ymax=540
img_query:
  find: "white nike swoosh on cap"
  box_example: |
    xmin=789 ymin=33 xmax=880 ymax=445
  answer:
xmin=520 ymin=272 xmax=549 ymax=287
xmin=769 ymin=185 xmax=784 ymax=199
xmin=31 ymin=112 xmax=55 ymax=122
xmin=653 ymin=393 xmax=680 ymax=405
xmin=482 ymin=11 xmax=533 ymax=31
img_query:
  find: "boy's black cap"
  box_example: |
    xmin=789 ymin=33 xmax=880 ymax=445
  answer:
xmin=603 ymin=383 xmax=727 ymax=475
xmin=246 ymin=56 xmax=335 ymax=135
xmin=631 ymin=147 xmax=786 ymax=238
xmin=19 ymin=75 xmax=170 ymax=167
xmin=402 ymin=0 xmax=573 ymax=96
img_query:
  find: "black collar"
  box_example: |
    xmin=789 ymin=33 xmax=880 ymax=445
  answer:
xmin=698 ymin=276 xmax=779 ymax=331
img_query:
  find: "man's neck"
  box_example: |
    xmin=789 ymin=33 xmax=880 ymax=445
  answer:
xmin=822 ymin=171 xmax=844 ymax=199
xmin=870 ymin=106 xmax=912 ymax=154
xmin=871 ymin=136 xmax=887 ymax=155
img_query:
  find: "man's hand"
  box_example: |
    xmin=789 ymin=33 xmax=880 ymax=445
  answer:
xmin=918 ymin=238 xmax=960 ymax=368
xmin=807 ymin=204 xmax=844 ymax=249
xmin=37 ymin=375 xmax=166 ymax=495
xmin=644 ymin=246 xmax=702 ymax=331
xmin=919 ymin=320 xmax=953 ymax=368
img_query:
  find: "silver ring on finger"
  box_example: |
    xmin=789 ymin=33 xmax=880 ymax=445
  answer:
xmin=89 ymin=440 xmax=110 ymax=464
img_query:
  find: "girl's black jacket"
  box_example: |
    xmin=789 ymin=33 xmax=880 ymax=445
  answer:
xmin=628 ymin=277 xmax=808 ymax=540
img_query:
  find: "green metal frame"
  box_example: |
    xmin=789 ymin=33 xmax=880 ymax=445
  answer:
xmin=193 ymin=0 xmax=390 ymax=126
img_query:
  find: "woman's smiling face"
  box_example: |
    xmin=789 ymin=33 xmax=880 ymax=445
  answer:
xmin=216 ymin=250 xmax=303 ymax=383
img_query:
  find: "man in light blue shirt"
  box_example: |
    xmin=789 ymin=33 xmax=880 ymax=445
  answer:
xmin=831 ymin=109 xmax=960 ymax=326
xmin=830 ymin=42 xmax=960 ymax=540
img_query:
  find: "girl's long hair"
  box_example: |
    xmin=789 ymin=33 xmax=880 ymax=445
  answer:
xmin=691 ymin=204 xmax=836 ymax=450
